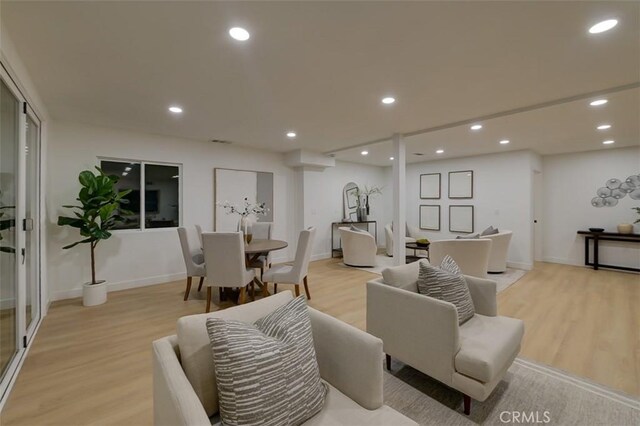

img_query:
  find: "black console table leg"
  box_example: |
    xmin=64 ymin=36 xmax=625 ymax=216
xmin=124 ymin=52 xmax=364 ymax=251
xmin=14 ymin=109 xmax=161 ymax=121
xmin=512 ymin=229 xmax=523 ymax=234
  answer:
xmin=593 ymin=235 xmax=599 ymax=270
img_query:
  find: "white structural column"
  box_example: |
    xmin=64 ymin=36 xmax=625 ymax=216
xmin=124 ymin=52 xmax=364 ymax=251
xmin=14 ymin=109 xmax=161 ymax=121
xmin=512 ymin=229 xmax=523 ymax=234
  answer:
xmin=392 ymin=133 xmax=406 ymax=265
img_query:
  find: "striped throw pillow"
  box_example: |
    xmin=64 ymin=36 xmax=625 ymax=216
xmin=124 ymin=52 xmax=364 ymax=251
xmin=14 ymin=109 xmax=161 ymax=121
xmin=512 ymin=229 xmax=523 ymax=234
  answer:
xmin=417 ymin=255 xmax=476 ymax=324
xmin=206 ymin=296 xmax=327 ymax=426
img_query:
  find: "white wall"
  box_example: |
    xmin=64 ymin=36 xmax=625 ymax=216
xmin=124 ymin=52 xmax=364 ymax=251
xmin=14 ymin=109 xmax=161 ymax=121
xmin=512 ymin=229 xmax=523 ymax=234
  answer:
xmin=46 ymin=122 xmax=299 ymax=301
xmin=406 ymin=150 xmax=540 ymax=270
xmin=542 ymin=146 xmax=640 ymax=269
xmin=302 ymin=160 xmax=392 ymax=259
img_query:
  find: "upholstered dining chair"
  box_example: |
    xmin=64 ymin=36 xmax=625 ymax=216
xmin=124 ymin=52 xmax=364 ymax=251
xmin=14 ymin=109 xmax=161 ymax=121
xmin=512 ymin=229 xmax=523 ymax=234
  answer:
xmin=202 ymin=232 xmax=256 ymax=312
xmin=194 ymin=224 xmax=204 ymax=248
xmin=247 ymin=222 xmax=273 ymax=278
xmin=177 ymin=227 xmax=206 ymax=301
xmin=263 ymin=227 xmax=315 ymax=299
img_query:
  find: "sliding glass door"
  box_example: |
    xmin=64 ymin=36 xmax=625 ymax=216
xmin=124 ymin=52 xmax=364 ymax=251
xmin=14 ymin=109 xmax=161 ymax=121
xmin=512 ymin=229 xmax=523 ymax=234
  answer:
xmin=0 ymin=78 xmax=20 ymax=384
xmin=0 ymin=65 xmax=42 ymax=401
xmin=25 ymin=111 xmax=40 ymax=337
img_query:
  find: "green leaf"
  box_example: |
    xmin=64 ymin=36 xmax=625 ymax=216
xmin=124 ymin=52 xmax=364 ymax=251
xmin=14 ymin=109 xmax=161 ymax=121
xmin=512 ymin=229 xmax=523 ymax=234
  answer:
xmin=62 ymin=237 xmax=94 ymax=250
xmin=78 ymin=171 xmax=95 ymax=188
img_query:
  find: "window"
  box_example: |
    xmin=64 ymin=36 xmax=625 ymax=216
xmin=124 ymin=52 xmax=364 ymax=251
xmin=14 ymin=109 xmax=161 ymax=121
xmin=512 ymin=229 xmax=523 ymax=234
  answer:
xmin=100 ymin=160 xmax=181 ymax=230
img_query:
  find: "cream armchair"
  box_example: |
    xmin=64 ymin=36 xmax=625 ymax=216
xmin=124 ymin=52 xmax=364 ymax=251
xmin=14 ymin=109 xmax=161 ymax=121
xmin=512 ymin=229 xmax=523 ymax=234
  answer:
xmin=153 ymin=291 xmax=416 ymax=426
xmin=366 ymin=260 xmax=524 ymax=415
xmin=429 ymin=239 xmax=492 ymax=278
xmin=339 ymin=227 xmax=377 ymax=267
xmin=384 ymin=223 xmax=418 ymax=257
xmin=482 ymin=230 xmax=513 ymax=273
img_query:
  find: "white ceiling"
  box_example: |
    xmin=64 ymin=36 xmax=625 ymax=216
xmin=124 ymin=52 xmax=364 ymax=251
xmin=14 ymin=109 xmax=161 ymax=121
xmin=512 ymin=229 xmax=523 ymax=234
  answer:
xmin=2 ymin=1 xmax=639 ymax=158
xmin=334 ymin=86 xmax=640 ymax=165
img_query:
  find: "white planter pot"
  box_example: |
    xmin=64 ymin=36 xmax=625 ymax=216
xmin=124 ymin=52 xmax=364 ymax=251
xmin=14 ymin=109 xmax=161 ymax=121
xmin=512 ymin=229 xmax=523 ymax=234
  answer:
xmin=83 ymin=281 xmax=107 ymax=307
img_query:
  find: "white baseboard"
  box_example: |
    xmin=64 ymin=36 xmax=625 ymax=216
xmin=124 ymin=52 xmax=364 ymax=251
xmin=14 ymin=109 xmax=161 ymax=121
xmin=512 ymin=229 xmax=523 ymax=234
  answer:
xmin=50 ymin=272 xmax=186 ymax=302
xmin=311 ymin=252 xmax=331 ymax=261
xmin=507 ymin=261 xmax=534 ymax=270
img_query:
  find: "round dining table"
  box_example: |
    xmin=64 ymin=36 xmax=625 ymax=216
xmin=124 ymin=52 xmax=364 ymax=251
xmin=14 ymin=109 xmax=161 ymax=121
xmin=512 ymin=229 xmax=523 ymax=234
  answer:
xmin=245 ymin=239 xmax=288 ymax=297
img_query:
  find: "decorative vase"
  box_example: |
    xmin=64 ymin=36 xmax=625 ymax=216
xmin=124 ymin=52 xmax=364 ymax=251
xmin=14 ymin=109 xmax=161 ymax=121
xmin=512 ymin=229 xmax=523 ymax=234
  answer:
xmin=617 ymin=223 xmax=633 ymax=234
xmin=357 ymin=207 xmax=368 ymax=222
xmin=83 ymin=280 xmax=107 ymax=307
xmin=238 ymin=217 xmax=253 ymax=243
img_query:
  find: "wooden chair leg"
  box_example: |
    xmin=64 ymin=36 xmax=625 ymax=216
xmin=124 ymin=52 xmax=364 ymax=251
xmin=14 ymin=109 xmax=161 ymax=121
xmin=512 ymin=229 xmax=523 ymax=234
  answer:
xmin=260 ymin=267 xmax=264 ymax=280
xmin=184 ymin=277 xmax=193 ymax=301
xmin=294 ymin=284 xmax=301 ymax=297
xmin=218 ymin=287 xmax=224 ymax=301
xmin=197 ymin=277 xmax=204 ymax=292
xmin=274 ymin=283 xmax=278 ymax=294
xmin=386 ymin=354 xmax=391 ymax=371
xmin=262 ymin=281 xmax=269 ymax=297
xmin=303 ymin=276 xmax=311 ymax=300
xmin=206 ymin=287 xmax=212 ymax=313
xmin=250 ymin=282 xmax=255 ymax=301
xmin=239 ymin=287 xmax=246 ymax=304
xmin=463 ymin=395 xmax=471 ymax=415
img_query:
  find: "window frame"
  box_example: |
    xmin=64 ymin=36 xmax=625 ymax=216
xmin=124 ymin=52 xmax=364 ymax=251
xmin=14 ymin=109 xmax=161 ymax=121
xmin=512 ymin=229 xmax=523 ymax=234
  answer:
xmin=97 ymin=157 xmax=183 ymax=232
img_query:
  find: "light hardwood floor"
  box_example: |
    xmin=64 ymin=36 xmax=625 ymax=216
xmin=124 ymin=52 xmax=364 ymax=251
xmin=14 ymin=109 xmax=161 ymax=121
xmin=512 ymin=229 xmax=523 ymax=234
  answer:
xmin=0 ymin=260 xmax=637 ymax=425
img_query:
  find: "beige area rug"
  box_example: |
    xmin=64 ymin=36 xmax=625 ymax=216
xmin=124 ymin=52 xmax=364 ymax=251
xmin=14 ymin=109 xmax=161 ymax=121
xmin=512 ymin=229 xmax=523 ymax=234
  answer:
xmin=385 ymin=357 xmax=640 ymax=425
xmin=344 ymin=255 xmax=527 ymax=293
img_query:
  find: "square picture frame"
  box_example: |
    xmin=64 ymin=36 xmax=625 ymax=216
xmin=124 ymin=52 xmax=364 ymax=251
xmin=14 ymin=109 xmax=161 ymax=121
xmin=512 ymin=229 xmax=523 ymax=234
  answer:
xmin=449 ymin=205 xmax=474 ymax=233
xmin=420 ymin=173 xmax=441 ymax=199
xmin=419 ymin=205 xmax=441 ymax=231
xmin=448 ymin=170 xmax=473 ymax=199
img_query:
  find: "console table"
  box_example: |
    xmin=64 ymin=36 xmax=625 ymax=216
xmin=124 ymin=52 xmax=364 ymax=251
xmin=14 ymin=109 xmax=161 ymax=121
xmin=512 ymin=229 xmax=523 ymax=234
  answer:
xmin=331 ymin=220 xmax=377 ymax=258
xmin=577 ymin=230 xmax=640 ymax=272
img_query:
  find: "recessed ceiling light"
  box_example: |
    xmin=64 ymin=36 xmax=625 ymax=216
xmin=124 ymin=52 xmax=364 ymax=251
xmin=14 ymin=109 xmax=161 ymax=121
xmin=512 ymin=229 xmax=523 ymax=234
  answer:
xmin=589 ymin=19 xmax=618 ymax=34
xmin=602 ymin=140 xmax=615 ymax=145
xmin=590 ymin=99 xmax=608 ymax=106
xmin=381 ymin=97 xmax=396 ymax=105
xmin=436 ymin=149 xmax=444 ymax=154
xmin=597 ymin=124 xmax=611 ymax=130
xmin=361 ymin=150 xmax=369 ymax=156
xmin=286 ymin=131 xmax=297 ymax=138
xmin=229 ymin=27 xmax=250 ymax=41
xmin=499 ymin=139 xmax=510 ymax=145
xmin=389 ymin=157 xmax=394 ymax=160
xmin=470 ymin=124 xmax=483 ymax=130
xmin=168 ymin=106 xmax=183 ymax=113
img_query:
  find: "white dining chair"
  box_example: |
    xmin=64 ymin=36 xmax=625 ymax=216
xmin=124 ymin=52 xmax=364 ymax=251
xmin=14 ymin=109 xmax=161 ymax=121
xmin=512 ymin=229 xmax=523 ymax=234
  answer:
xmin=202 ymin=232 xmax=256 ymax=311
xmin=263 ymin=227 xmax=316 ymax=299
xmin=248 ymin=222 xmax=273 ymax=277
xmin=177 ymin=227 xmax=206 ymax=301
xmin=194 ymin=224 xmax=204 ymax=248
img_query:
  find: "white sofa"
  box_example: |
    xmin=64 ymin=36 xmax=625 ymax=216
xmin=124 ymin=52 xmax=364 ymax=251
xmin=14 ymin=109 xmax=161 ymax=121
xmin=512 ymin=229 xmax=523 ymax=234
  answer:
xmin=366 ymin=260 xmax=524 ymax=415
xmin=339 ymin=227 xmax=377 ymax=267
xmin=429 ymin=239 xmax=492 ymax=278
xmin=482 ymin=230 xmax=513 ymax=273
xmin=153 ymin=291 xmax=416 ymax=426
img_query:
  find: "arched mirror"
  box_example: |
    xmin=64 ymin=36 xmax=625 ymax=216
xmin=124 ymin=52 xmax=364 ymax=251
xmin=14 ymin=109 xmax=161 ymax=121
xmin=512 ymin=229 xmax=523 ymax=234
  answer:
xmin=343 ymin=182 xmax=359 ymax=221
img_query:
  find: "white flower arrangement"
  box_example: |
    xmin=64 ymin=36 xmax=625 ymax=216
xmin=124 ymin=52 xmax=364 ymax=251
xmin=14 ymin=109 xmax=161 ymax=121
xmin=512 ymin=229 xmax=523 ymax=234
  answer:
xmin=217 ymin=197 xmax=269 ymax=218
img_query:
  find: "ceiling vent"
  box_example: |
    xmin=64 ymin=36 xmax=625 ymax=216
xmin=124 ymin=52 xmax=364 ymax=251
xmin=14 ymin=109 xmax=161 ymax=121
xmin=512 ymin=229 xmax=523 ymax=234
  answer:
xmin=413 ymin=152 xmax=425 ymax=156
xmin=210 ymin=139 xmax=232 ymax=144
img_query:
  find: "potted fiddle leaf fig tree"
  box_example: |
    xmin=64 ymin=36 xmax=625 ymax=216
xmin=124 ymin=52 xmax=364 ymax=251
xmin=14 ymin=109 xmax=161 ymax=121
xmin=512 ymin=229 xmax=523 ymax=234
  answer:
xmin=58 ymin=167 xmax=131 ymax=306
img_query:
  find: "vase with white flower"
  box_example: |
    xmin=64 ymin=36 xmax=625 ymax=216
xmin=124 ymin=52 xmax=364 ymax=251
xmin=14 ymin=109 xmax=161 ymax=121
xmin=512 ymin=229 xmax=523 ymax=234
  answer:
xmin=217 ymin=198 xmax=269 ymax=243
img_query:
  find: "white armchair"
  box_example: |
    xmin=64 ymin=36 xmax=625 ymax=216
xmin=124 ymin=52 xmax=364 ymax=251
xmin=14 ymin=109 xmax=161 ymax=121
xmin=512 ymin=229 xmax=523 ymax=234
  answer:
xmin=482 ymin=230 xmax=513 ymax=273
xmin=153 ymin=291 xmax=416 ymax=425
xmin=366 ymin=260 xmax=524 ymax=415
xmin=429 ymin=239 xmax=492 ymax=278
xmin=339 ymin=227 xmax=377 ymax=267
xmin=384 ymin=223 xmax=417 ymax=257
